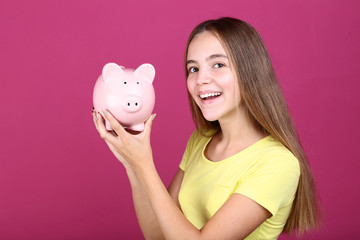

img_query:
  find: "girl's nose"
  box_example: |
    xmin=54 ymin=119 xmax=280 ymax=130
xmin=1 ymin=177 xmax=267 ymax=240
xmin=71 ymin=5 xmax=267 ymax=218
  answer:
xmin=196 ymin=69 xmax=211 ymax=85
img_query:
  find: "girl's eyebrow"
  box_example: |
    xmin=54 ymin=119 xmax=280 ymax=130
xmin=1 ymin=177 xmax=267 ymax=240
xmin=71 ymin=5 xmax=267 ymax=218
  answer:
xmin=186 ymin=59 xmax=197 ymax=65
xmin=186 ymin=54 xmax=228 ymax=65
xmin=206 ymin=54 xmax=228 ymax=61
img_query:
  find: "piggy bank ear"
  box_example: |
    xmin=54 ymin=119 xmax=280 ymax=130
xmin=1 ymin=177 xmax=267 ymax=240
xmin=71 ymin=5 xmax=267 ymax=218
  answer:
xmin=135 ymin=63 xmax=155 ymax=83
xmin=102 ymin=63 xmax=124 ymax=84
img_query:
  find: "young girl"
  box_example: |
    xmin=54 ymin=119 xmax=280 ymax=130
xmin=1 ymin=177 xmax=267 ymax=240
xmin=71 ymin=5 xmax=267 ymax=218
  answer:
xmin=93 ymin=17 xmax=320 ymax=240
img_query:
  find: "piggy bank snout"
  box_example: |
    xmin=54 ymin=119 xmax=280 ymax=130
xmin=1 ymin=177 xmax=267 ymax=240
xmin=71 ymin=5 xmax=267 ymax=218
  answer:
xmin=122 ymin=96 xmax=142 ymax=113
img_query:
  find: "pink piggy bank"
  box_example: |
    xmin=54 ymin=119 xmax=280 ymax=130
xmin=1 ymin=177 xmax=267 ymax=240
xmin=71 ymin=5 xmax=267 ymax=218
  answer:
xmin=93 ymin=63 xmax=155 ymax=132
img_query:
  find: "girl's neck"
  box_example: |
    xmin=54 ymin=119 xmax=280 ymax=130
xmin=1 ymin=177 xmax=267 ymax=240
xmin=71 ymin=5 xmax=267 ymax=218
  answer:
xmin=205 ymin=107 xmax=267 ymax=162
xmin=216 ymin=106 xmax=267 ymax=148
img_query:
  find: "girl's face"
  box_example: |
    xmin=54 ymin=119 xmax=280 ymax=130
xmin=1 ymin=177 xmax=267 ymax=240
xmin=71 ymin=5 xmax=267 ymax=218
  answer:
xmin=186 ymin=31 xmax=241 ymax=123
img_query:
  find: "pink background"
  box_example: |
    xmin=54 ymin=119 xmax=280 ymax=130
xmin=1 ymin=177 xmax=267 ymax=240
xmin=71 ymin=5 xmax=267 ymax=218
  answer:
xmin=1 ymin=0 xmax=359 ymax=239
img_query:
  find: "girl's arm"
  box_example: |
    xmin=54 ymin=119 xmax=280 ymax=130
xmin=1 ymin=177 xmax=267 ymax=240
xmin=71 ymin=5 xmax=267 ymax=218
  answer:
xmin=126 ymin=167 xmax=184 ymax=240
xmin=94 ymin=110 xmax=271 ymax=240
xmin=126 ymin=167 xmax=165 ymax=240
xmin=93 ymin=111 xmax=184 ymax=240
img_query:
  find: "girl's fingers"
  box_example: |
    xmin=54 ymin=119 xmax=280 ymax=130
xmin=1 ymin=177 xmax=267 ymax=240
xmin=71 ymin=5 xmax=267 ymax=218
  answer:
xmin=91 ymin=108 xmax=155 ymax=167
xmin=102 ymin=110 xmax=128 ymax=138
xmin=143 ymin=114 xmax=156 ymax=139
xmin=92 ymin=111 xmax=100 ymax=131
xmin=95 ymin=112 xmax=118 ymax=145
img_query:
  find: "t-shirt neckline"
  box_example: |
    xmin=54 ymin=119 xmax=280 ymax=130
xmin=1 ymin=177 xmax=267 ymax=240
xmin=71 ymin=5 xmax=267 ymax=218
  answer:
xmin=201 ymin=135 xmax=272 ymax=164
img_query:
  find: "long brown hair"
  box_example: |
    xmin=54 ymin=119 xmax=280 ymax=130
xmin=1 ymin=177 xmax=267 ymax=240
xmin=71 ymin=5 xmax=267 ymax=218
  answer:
xmin=185 ymin=17 xmax=320 ymax=236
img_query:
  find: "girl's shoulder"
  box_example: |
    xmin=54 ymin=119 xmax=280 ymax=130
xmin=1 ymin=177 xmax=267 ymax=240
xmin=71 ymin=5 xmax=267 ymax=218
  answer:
xmin=253 ymin=136 xmax=300 ymax=172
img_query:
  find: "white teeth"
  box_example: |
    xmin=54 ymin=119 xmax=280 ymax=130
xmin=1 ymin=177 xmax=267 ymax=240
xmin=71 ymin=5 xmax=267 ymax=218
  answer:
xmin=200 ymin=92 xmax=221 ymax=99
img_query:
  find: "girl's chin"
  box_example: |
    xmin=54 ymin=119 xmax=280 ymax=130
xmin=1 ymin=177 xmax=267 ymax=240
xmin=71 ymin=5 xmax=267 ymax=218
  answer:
xmin=201 ymin=113 xmax=220 ymax=122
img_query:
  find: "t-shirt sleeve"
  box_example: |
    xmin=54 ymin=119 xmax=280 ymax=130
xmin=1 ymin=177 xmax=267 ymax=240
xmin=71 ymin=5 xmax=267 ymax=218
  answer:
xmin=179 ymin=130 xmax=199 ymax=171
xmin=234 ymin=153 xmax=300 ymax=216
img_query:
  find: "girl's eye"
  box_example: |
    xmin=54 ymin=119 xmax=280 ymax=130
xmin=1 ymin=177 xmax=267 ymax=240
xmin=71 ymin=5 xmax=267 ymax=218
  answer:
xmin=189 ymin=67 xmax=198 ymax=73
xmin=214 ymin=63 xmax=224 ymax=69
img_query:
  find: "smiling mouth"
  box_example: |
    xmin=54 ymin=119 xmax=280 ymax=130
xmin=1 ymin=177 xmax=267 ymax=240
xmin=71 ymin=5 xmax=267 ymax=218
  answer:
xmin=199 ymin=92 xmax=222 ymax=100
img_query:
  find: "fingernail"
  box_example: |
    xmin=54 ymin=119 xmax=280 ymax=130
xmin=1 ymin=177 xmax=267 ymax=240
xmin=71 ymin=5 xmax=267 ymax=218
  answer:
xmin=151 ymin=113 xmax=157 ymax=121
xmin=96 ymin=112 xmax=100 ymax=119
xmin=102 ymin=109 xmax=108 ymax=116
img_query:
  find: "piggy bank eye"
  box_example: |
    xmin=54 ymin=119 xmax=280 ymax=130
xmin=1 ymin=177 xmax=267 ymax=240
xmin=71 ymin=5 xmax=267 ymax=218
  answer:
xmin=137 ymin=82 xmax=140 ymax=84
xmin=123 ymin=82 xmax=127 ymax=84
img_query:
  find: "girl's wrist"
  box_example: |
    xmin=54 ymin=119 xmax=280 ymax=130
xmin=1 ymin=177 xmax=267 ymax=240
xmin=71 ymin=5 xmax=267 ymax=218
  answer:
xmin=131 ymin=159 xmax=155 ymax=181
xmin=125 ymin=166 xmax=139 ymax=185
xmin=125 ymin=160 xmax=156 ymax=189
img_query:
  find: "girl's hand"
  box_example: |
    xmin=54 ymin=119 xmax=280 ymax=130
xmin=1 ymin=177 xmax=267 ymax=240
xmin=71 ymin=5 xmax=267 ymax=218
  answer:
xmin=92 ymin=109 xmax=156 ymax=171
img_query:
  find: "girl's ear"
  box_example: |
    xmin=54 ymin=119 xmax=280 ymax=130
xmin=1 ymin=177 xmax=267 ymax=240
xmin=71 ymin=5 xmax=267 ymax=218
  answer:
xmin=135 ymin=63 xmax=155 ymax=83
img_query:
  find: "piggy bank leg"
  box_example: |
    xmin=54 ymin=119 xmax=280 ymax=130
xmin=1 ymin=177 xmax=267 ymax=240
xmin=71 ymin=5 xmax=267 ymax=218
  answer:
xmin=129 ymin=123 xmax=145 ymax=132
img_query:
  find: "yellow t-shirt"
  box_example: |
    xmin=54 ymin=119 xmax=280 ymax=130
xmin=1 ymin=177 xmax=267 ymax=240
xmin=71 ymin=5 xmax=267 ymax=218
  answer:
xmin=179 ymin=130 xmax=300 ymax=240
